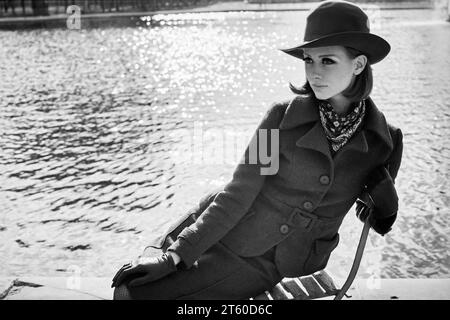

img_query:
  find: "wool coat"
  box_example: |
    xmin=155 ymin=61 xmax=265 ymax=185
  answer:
xmin=148 ymin=93 xmax=403 ymax=278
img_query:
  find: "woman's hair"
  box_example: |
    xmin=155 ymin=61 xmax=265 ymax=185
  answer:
xmin=289 ymin=47 xmax=373 ymax=102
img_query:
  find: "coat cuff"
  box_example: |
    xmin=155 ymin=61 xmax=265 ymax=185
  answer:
xmin=167 ymin=238 xmax=199 ymax=270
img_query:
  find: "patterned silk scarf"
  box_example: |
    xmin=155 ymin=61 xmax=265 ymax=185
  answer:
xmin=318 ymin=99 xmax=366 ymax=154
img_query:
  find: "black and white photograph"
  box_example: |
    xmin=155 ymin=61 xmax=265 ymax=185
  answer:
xmin=0 ymin=0 xmax=449 ymax=305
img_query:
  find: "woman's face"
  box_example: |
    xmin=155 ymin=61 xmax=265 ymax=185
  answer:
xmin=302 ymin=46 xmax=366 ymax=101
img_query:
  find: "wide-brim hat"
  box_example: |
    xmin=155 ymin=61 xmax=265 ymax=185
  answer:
xmin=280 ymin=0 xmax=390 ymax=64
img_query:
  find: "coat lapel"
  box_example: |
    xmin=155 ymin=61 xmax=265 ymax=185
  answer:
xmin=338 ymin=130 xmax=369 ymax=154
xmin=295 ymin=121 xmax=332 ymax=159
xmin=279 ymin=94 xmax=331 ymax=160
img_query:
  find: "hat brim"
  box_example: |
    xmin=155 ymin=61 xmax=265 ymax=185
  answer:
xmin=280 ymin=32 xmax=390 ymax=64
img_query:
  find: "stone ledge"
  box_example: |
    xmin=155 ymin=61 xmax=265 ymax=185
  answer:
xmin=1 ymin=277 xmax=449 ymax=300
xmin=1 ymin=277 xmax=112 ymax=300
xmin=345 ymin=278 xmax=450 ymax=300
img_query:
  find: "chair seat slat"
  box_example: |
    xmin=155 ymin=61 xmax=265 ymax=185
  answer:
xmin=299 ymin=276 xmax=326 ymax=299
xmin=313 ymin=271 xmax=339 ymax=295
xmin=280 ymin=278 xmax=309 ymax=300
xmin=269 ymin=283 xmax=291 ymax=300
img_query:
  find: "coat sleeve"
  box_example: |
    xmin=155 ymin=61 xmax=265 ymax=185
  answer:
xmin=386 ymin=126 xmax=403 ymax=183
xmin=360 ymin=125 xmax=403 ymax=192
xmin=356 ymin=126 xmax=403 ymax=235
xmin=166 ymin=101 xmax=288 ymax=269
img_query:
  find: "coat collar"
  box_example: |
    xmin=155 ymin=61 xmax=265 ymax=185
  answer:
xmin=278 ymin=94 xmax=394 ymax=154
xmin=279 ymin=94 xmax=319 ymax=130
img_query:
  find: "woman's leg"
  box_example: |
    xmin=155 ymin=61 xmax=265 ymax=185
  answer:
xmin=114 ymin=243 xmax=281 ymax=300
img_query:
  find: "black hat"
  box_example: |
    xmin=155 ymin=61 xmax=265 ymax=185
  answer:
xmin=281 ymin=0 xmax=390 ymax=64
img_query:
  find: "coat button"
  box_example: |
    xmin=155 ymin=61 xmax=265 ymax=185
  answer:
xmin=319 ymin=175 xmax=330 ymax=185
xmin=303 ymin=201 xmax=313 ymax=210
xmin=280 ymin=224 xmax=289 ymax=234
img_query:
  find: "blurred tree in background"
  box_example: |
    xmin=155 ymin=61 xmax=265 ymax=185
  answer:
xmin=0 ymin=0 xmax=434 ymax=17
xmin=0 ymin=0 xmax=219 ymax=16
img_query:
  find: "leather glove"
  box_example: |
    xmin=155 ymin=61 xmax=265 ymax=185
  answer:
xmin=356 ymin=197 xmax=396 ymax=236
xmin=357 ymin=166 xmax=399 ymax=236
xmin=111 ymin=252 xmax=177 ymax=288
xmin=369 ymin=212 xmax=397 ymax=236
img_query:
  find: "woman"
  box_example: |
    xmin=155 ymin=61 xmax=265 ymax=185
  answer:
xmin=112 ymin=0 xmax=403 ymax=300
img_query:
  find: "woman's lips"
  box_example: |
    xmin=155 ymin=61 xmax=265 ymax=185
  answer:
xmin=312 ymin=84 xmax=327 ymax=88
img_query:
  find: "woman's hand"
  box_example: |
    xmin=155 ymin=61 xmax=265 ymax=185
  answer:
xmin=356 ymin=166 xmax=399 ymax=236
xmin=356 ymin=196 xmax=396 ymax=236
xmin=111 ymin=252 xmax=178 ymax=288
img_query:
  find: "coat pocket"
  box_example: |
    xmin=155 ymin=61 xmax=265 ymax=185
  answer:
xmin=303 ymin=233 xmax=340 ymax=275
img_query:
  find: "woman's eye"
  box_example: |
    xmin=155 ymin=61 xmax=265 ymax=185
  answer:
xmin=302 ymin=57 xmax=334 ymax=64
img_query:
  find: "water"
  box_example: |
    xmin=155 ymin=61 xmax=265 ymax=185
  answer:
xmin=0 ymin=9 xmax=449 ymax=282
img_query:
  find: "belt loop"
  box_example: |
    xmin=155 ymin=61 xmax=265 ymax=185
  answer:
xmin=288 ymin=208 xmax=318 ymax=232
xmin=302 ymin=210 xmax=318 ymax=232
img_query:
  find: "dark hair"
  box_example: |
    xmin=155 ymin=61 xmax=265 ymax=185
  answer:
xmin=289 ymin=47 xmax=373 ymax=102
